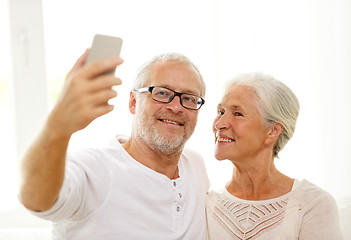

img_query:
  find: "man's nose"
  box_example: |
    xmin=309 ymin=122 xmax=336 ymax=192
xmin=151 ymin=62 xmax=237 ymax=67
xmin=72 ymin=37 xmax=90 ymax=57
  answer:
xmin=166 ymin=95 xmax=183 ymax=112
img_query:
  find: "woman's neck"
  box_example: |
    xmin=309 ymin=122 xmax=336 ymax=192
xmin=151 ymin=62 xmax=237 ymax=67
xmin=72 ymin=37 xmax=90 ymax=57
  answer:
xmin=226 ymin=158 xmax=294 ymax=200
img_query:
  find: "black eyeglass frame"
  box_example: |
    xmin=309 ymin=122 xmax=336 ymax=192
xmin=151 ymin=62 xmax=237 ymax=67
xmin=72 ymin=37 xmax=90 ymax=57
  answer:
xmin=134 ymin=86 xmax=205 ymax=110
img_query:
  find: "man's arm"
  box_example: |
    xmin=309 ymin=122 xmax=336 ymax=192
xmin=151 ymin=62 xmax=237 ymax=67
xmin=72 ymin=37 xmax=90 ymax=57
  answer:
xmin=20 ymin=51 xmax=123 ymax=211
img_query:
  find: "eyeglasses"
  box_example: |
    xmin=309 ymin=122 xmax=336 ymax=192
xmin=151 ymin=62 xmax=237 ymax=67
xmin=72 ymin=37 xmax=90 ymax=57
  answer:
xmin=134 ymin=86 xmax=205 ymax=110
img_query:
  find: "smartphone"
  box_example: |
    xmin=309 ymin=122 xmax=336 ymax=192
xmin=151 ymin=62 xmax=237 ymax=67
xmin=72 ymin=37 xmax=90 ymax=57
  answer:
xmin=85 ymin=34 xmax=123 ymax=74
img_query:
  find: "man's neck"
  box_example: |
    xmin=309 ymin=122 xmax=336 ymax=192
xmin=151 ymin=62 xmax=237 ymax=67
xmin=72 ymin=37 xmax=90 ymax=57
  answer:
xmin=122 ymin=137 xmax=181 ymax=179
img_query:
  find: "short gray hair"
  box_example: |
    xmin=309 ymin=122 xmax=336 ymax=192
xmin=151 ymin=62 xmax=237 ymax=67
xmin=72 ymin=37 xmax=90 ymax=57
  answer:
xmin=227 ymin=72 xmax=300 ymax=157
xmin=133 ymin=53 xmax=206 ymax=97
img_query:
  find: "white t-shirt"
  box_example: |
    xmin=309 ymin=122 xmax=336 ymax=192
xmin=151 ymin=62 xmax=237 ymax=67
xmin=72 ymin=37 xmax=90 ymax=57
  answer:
xmin=32 ymin=136 xmax=210 ymax=240
xmin=206 ymin=179 xmax=343 ymax=240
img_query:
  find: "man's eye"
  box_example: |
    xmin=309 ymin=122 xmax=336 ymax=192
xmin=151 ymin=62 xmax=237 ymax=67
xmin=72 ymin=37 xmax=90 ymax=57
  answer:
xmin=155 ymin=90 xmax=170 ymax=96
xmin=183 ymin=96 xmax=196 ymax=103
xmin=234 ymin=112 xmax=243 ymax=117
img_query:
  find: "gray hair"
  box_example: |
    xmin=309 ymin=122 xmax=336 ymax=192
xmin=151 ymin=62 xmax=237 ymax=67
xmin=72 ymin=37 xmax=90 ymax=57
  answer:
xmin=227 ymin=72 xmax=300 ymax=157
xmin=133 ymin=53 xmax=206 ymax=97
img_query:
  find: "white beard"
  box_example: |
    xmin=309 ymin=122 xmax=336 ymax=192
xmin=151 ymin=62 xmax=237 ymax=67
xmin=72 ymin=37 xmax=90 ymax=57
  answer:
xmin=133 ymin=99 xmax=194 ymax=155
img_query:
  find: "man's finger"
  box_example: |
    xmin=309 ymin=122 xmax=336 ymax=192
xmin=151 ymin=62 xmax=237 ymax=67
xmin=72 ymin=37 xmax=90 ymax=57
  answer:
xmin=88 ymin=75 xmax=122 ymax=93
xmin=65 ymin=50 xmax=89 ymax=81
xmin=80 ymin=57 xmax=124 ymax=79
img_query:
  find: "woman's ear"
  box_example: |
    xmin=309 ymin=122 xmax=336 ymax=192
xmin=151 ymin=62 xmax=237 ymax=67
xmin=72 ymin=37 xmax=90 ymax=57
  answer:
xmin=266 ymin=122 xmax=284 ymax=144
xmin=129 ymin=91 xmax=136 ymax=114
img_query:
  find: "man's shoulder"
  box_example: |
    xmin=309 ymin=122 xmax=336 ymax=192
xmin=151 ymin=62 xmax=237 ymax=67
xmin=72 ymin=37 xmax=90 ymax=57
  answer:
xmin=65 ymin=138 xmax=125 ymax=171
xmin=180 ymin=147 xmax=208 ymax=177
xmin=181 ymin=147 xmax=204 ymax=162
xmin=67 ymin=147 xmax=112 ymax=162
xmin=181 ymin=147 xmax=210 ymax=192
xmin=67 ymin=136 xmax=125 ymax=158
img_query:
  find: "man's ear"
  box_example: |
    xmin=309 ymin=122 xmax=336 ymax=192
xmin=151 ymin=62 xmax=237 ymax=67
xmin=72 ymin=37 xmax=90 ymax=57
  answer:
xmin=266 ymin=122 xmax=283 ymax=144
xmin=129 ymin=91 xmax=136 ymax=114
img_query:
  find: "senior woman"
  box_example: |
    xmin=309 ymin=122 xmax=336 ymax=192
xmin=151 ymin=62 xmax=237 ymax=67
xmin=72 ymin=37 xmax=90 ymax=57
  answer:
xmin=206 ymin=72 xmax=343 ymax=240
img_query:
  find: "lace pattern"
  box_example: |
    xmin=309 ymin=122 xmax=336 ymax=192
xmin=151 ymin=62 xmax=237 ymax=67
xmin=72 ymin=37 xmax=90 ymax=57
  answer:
xmin=213 ymin=196 xmax=289 ymax=240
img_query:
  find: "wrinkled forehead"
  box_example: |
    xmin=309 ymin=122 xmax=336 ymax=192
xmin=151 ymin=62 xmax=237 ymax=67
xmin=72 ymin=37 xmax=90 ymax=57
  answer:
xmin=221 ymin=84 xmax=261 ymax=110
xmin=224 ymin=84 xmax=257 ymax=99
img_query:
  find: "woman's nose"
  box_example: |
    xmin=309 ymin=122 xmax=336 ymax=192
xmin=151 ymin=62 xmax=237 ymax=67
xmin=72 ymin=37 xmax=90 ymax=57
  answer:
xmin=213 ymin=115 xmax=230 ymax=131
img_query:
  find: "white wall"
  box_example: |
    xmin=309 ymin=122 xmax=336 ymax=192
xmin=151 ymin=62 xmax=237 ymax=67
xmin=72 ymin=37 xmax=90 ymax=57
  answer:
xmin=1 ymin=0 xmax=350 ymax=229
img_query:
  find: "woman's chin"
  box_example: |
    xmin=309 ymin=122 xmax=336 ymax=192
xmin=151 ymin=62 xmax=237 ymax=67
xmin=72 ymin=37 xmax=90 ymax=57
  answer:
xmin=214 ymin=152 xmax=227 ymax=161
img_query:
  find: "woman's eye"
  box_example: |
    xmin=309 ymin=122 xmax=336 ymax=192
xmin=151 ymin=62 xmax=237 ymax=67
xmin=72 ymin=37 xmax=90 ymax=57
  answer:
xmin=234 ymin=112 xmax=243 ymax=117
xmin=217 ymin=110 xmax=224 ymax=115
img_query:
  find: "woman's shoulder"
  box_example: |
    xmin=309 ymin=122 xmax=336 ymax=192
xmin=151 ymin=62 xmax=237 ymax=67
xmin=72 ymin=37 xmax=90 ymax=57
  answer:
xmin=207 ymin=188 xmax=227 ymax=201
xmin=208 ymin=188 xmax=226 ymax=196
xmin=295 ymin=180 xmax=334 ymax=198
xmin=293 ymin=179 xmax=338 ymax=209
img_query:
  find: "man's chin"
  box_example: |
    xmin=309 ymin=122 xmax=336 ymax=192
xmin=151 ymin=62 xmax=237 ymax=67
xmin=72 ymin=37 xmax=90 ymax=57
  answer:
xmin=152 ymin=135 xmax=186 ymax=155
xmin=152 ymin=143 xmax=183 ymax=155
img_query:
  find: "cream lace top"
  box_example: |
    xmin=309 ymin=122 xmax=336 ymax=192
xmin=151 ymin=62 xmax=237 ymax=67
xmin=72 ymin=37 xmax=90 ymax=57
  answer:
xmin=206 ymin=179 xmax=343 ymax=240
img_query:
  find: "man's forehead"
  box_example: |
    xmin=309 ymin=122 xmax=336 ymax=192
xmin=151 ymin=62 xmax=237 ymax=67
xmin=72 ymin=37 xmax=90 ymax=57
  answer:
xmin=151 ymin=60 xmax=189 ymax=71
xmin=148 ymin=62 xmax=202 ymax=95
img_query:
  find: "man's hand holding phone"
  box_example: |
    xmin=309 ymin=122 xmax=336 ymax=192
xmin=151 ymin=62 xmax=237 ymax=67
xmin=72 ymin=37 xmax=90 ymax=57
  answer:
xmin=49 ymin=35 xmax=124 ymax=138
xmin=20 ymin=35 xmax=123 ymax=211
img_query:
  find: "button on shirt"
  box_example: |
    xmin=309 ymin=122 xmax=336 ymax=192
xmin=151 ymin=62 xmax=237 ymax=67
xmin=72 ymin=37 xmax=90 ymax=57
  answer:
xmin=171 ymin=178 xmax=185 ymax=228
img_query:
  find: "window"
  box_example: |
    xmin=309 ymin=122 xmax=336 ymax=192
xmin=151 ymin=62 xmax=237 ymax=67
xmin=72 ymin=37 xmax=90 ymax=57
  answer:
xmin=2 ymin=0 xmax=351 ymax=233
xmin=0 ymin=0 xmax=18 ymax=212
